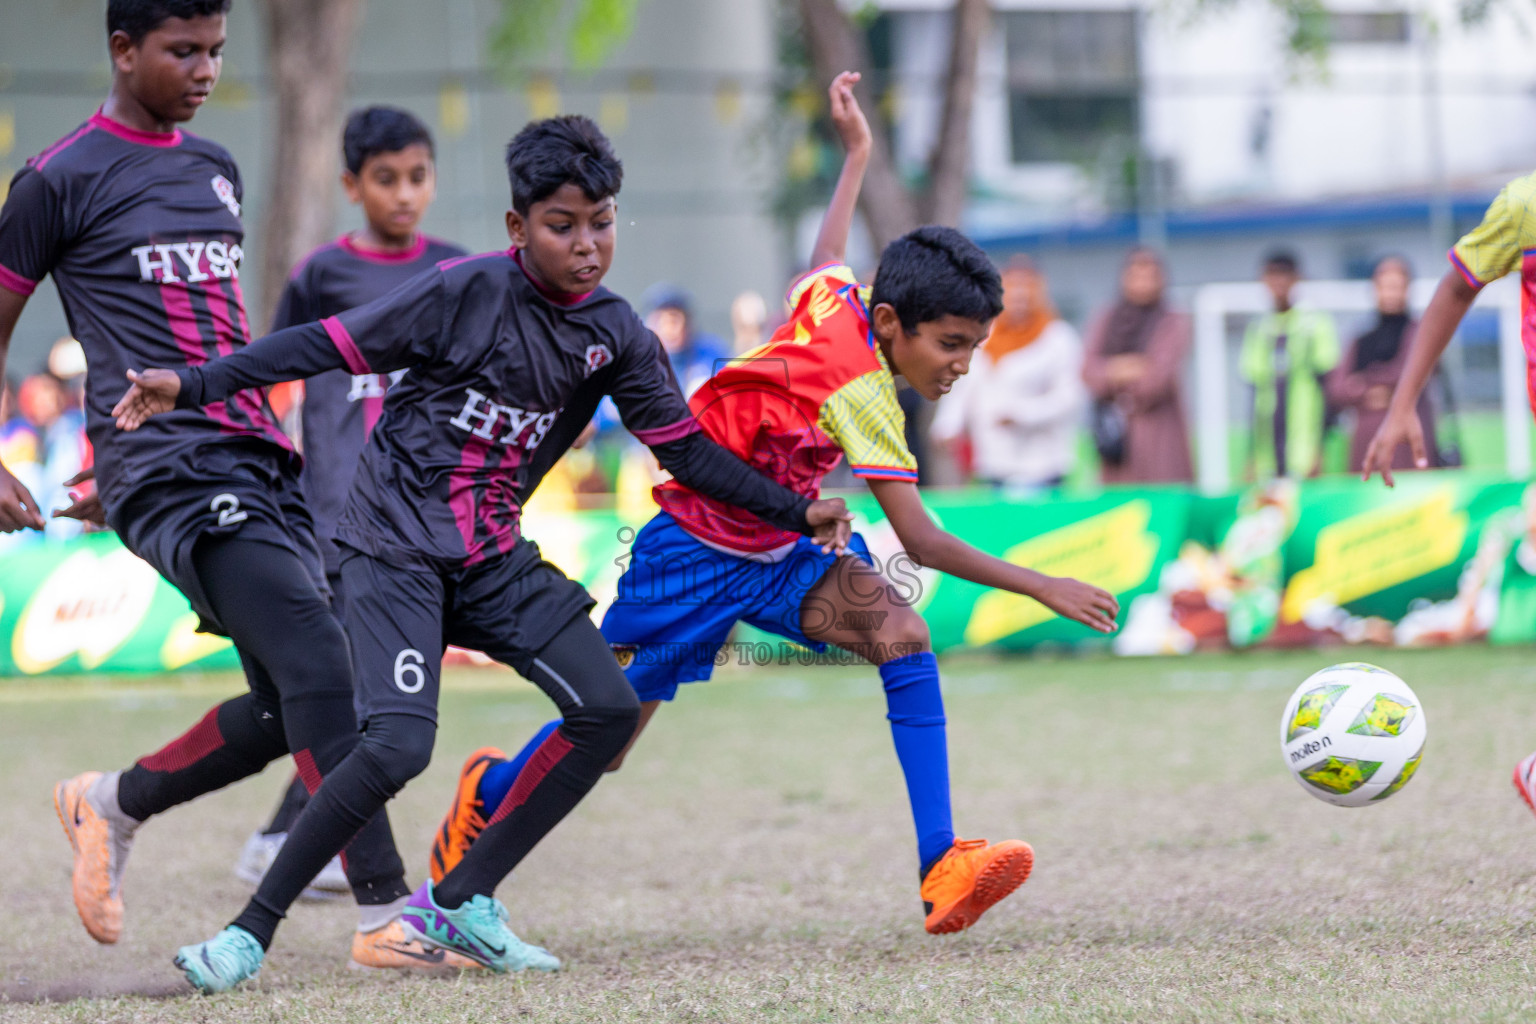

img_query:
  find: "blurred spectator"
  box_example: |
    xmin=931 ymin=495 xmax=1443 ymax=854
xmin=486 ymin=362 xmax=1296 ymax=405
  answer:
xmin=1327 ymin=255 xmax=1440 ymax=474
xmin=1239 ymin=250 xmax=1339 ymax=479
xmin=587 ymin=283 xmax=732 ymax=502
xmin=1082 ymin=247 xmax=1194 ymax=484
xmin=730 ymin=289 xmax=769 ymax=355
xmin=0 ymin=375 xmax=40 ymax=471
xmin=13 ymin=350 xmax=91 ymax=541
xmin=642 ymin=283 xmax=730 ymax=397
xmin=47 ymin=336 xmax=86 ymax=381
xmin=17 ymin=372 xmax=66 ymax=431
xmin=933 ymin=257 xmax=1084 ymax=491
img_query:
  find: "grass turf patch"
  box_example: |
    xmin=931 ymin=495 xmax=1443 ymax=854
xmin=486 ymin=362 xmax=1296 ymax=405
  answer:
xmin=4 ymin=646 xmax=1536 ymax=1021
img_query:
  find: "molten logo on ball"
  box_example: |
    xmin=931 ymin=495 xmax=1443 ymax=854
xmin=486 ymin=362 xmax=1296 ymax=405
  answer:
xmin=1279 ymin=663 xmax=1427 ymax=807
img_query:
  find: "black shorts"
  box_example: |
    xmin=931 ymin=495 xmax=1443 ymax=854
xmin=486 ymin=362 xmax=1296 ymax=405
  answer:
xmin=339 ymin=538 xmax=596 ymax=724
xmin=111 ymin=442 xmax=326 ymax=637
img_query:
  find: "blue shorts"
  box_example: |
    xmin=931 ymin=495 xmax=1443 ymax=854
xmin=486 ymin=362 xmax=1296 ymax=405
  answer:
xmin=600 ymin=511 xmax=870 ymax=702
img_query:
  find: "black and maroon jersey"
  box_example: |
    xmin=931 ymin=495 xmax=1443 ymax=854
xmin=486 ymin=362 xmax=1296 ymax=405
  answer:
xmin=0 ymin=110 xmax=291 ymax=510
xmin=178 ymin=249 xmax=720 ymax=568
xmin=272 ymin=234 xmax=465 ymax=572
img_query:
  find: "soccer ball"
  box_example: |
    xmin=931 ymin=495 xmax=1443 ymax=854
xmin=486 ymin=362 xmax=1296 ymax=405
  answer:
xmin=1279 ymin=662 xmax=1426 ymax=807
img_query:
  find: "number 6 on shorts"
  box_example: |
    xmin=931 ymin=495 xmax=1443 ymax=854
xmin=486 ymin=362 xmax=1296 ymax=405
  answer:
xmin=394 ymin=648 xmax=426 ymax=693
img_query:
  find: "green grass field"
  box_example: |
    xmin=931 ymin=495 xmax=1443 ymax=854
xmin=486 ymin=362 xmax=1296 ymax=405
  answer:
xmin=5 ymin=646 xmax=1536 ymax=1022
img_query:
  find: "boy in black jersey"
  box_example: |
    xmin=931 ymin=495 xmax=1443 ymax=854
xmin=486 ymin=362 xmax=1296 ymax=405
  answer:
xmin=236 ymin=107 xmax=466 ymax=904
xmin=0 ymin=0 xmax=432 ymax=971
xmin=117 ymin=115 xmax=852 ymax=990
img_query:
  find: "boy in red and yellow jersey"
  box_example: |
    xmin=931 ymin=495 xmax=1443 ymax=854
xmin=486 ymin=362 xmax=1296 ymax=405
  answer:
xmin=431 ymin=73 xmax=1119 ymax=935
xmin=1363 ymin=170 xmax=1536 ymax=815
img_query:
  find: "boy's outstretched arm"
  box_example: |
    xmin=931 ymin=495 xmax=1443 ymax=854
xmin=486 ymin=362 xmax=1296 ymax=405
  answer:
xmin=807 ymin=71 xmax=872 ymax=271
xmin=1360 ymin=268 xmax=1477 ymax=486
xmin=866 ymin=477 xmax=1119 ymax=633
xmin=115 ymin=272 xmax=445 ymax=430
xmin=649 ymin=432 xmax=854 ymax=554
xmin=112 ymin=320 xmax=350 ymax=429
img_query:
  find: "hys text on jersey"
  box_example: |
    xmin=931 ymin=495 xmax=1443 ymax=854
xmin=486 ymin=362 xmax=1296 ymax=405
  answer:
xmin=448 ymin=387 xmax=561 ymax=450
xmin=132 ymin=241 xmax=244 ymax=283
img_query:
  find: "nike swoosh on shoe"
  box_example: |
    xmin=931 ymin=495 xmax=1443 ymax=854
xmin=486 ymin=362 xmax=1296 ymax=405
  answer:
xmin=384 ymin=944 xmax=446 ymax=964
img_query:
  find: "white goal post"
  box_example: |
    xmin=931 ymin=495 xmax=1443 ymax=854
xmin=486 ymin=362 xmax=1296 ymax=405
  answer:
xmin=1190 ymin=276 xmax=1526 ymax=492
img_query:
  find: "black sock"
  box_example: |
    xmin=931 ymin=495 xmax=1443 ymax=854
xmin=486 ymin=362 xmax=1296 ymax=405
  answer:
xmin=117 ymin=693 xmax=288 ymax=822
xmin=432 ymin=616 xmax=639 ymax=909
xmin=231 ymin=715 xmax=427 ymax=948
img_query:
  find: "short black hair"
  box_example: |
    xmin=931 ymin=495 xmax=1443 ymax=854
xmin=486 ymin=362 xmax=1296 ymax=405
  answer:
xmin=870 ymin=226 xmax=1004 ymax=333
xmin=1263 ymin=249 xmax=1300 ymax=274
xmin=107 ymin=0 xmax=231 ymax=42
xmin=504 ymin=115 xmax=623 ymax=216
xmin=343 ymin=106 xmax=435 ymax=176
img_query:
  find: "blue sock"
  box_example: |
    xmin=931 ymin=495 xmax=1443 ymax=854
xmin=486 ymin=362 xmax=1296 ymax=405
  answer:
xmin=477 ymin=720 xmax=562 ymax=811
xmin=879 ymin=651 xmax=955 ymax=878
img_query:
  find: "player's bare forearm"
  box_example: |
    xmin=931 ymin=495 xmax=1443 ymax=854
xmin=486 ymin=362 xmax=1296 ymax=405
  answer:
xmin=1389 ymin=269 xmax=1476 ymax=417
xmin=808 ymin=71 xmax=872 ymax=270
xmin=867 ymin=477 xmax=1119 ymax=632
xmin=1361 ymin=269 xmax=1477 ymax=485
xmin=0 ymin=285 xmax=21 ymax=372
xmin=0 ymin=285 xmax=45 ymax=531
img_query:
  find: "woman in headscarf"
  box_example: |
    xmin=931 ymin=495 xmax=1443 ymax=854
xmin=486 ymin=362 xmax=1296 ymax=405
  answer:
xmin=932 ymin=256 xmax=1085 ymax=490
xmin=1327 ymin=255 xmax=1439 ymax=473
xmin=1081 ymin=247 xmax=1195 ymax=484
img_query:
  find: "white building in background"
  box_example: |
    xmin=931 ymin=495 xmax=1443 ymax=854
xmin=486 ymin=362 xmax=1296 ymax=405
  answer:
xmin=881 ymin=0 xmax=1536 ymax=219
xmin=874 ymin=0 xmax=1536 ymax=441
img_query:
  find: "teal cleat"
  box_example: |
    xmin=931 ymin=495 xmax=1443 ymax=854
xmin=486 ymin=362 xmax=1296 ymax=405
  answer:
xmin=399 ymin=882 xmax=560 ymax=973
xmin=174 ymin=925 xmax=265 ymax=994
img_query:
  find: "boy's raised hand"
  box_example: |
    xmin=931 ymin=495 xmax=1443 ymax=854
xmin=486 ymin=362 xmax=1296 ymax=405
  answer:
xmin=807 ymin=497 xmax=855 ymax=555
xmin=113 ymin=368 xmax=182 ymax=431
xmin=828 ymin=71 xmax=872 ymax=158
xmin=1033 ymin=575 xmax=1120 ymax=634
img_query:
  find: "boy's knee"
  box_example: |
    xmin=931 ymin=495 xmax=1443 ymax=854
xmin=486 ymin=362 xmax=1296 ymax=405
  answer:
xmin=884 ymin=610 xmax=930 ymax=658
xmin=357 ymin=715 xmax=435 ymax=792
xmin=570 ymin=701 xmax=640 ymax=761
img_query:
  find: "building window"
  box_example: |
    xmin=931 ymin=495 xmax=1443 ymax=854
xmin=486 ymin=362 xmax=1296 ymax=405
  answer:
xmin=1003 ymin=10 xmax=1140 ymax=164
xmin=1327 ymin=11 xmax=1411 ymax=43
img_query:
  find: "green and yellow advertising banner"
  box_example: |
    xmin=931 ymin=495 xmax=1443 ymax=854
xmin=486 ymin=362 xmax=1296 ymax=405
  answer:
xmin=4 ymin=472 xmax=1535 ymax=677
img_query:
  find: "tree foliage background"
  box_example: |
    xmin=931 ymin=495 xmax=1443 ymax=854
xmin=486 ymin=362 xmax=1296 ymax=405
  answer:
xmin=255 ymin=0 xmax=640 ymax=324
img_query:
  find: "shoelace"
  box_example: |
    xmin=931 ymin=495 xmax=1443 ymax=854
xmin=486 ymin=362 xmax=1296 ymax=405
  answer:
xmin=203 ymin=930 xmax=262 ymax=981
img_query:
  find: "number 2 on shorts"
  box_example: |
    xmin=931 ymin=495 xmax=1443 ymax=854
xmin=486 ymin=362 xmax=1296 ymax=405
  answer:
xmin=210 ymin=492 xmax=248 ymax=527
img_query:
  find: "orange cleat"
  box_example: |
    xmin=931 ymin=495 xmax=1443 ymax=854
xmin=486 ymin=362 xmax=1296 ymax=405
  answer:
xmin=429 ymin=747 xmax=504 ymax=884
xmin=351 ymin=918 xmax=482 ymax=972
xmin=53 ymin=771 xmax=135 ymax=944
xmin=919 ymin=837 xmax=1034 ymax=935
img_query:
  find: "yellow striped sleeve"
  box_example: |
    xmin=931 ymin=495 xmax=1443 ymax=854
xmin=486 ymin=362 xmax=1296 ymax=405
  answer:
xmin=787 ymin=262 xmax=859 ymax=310
xmin=1450 ymin=176 xmax=1536 ymax=287
xmin=818 ymin=369 xmax=918 ymax=481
